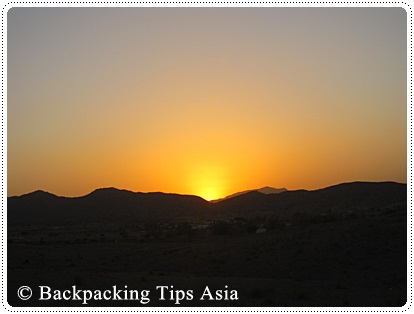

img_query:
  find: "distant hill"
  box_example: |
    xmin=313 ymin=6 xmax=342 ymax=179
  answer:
xmin=7 ymin=182 xmax=406 ymax=226
xmin=8 ymin=188 xmax=211 ymax=226
xmin=212 ymin=186 xmax=287 ymax=202
xmin=213 ymin=181 xmax=407 ymax=218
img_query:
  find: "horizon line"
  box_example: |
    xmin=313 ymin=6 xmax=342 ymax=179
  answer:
xmin=7 ymin=180 xmax=407 ymax=200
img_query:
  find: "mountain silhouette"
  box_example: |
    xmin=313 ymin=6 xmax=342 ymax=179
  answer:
xmin=212 ymin=186 xmax=287 ymax=202
xmin=8 ymin=188 xmax=211 ymax=226
xmin=213 ymin=181 xmax=406 ymax=217
xmin=8 ymin=181 xmax=406 ymax=226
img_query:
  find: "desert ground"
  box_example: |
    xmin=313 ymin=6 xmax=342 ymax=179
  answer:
xmin=8 ymin=205 xmax=406 ymax=307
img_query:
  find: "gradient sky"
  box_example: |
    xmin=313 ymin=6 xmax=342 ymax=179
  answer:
xmin=8 ymin=7 xmax=407 ymax=200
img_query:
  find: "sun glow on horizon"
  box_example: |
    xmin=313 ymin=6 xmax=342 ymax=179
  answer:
xmin=187 ymin=164 xmax=230 ymax=201
xmin=199 ymin=189 xmax=220 ymax=201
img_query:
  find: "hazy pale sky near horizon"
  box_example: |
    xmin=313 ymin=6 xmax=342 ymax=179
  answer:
xmin=8 ymin=7 xmax=407 ymax=200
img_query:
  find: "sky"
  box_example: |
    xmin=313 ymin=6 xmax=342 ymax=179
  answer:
xmin=8 ymin=7 xmax=407 ymax=200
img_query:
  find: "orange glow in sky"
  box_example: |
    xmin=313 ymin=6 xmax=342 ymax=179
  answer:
xmin=190 ymin=165 xmax=227 ymax=201
xmin=7 ymin=8 xmax=407 ymax=199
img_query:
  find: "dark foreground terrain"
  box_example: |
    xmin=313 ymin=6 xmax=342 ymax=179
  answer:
xmin=8 ymin=210 xmax=406 ymax=307
xmin=7 ymin=182 xmax=407 ymax=307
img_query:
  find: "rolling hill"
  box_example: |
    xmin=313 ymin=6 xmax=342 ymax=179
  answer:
xmin=212 ymin=186 xmax=287 ymax=202
xmin=7 ymin=181 xmax=406 ymax=226
xmin=213 ymin=181 xmax=407 ymax=217
xmin=7 ymin=188 xmax=211 ymax=226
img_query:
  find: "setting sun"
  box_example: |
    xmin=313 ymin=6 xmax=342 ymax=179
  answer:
xmin=199 ymin=189 xmax=219 ymax=202
xmin=188 ymin=164 xmax=228 ymax=201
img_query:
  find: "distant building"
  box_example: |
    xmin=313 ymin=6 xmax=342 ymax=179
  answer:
xmin=256 ymin=226 xmax=266 ymax=234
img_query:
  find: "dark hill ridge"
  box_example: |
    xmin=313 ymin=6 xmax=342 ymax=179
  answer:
xmin=8 ymin=188 xmax=211 ymax=226
xmin=212 ymin=186 xmax=287 ymax=202
xmin=214 ymin=181 xmax=406 ymax=217
xmin=8 ymin=181 xmax=406 ymax=226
